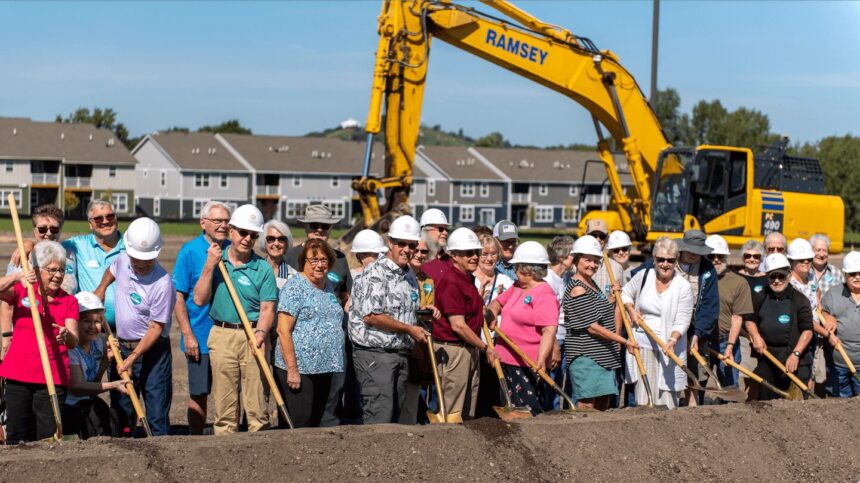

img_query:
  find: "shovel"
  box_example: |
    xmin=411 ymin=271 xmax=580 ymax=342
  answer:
xmin=633 ymin=318 xmax=747 ymax=402
xmin=481 ymin=323 xmax=532 ymax=420
xmin=689 ymin=346 xmax=745 ymax=402
xmin=102 ymin=318 xmax=154 ymax=437
xmin=758 ymin=346 xmax=818 ymax=400
xmin=706 ymin=348 xmax=792 ymax=400
xmin=816 ymin=307 xmax=860 ymax=386
xmin=425 ymin=336 xmax=462 ymax=423
xmin=494 ymin=327 xmax=576 ymax=411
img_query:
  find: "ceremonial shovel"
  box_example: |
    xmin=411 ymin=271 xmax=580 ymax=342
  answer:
xmin=482 ymin=322 xmax=532 ymax=420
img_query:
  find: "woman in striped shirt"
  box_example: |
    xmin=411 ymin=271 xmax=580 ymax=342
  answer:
xmin=564 ymin=236 xmax=637 ymax=411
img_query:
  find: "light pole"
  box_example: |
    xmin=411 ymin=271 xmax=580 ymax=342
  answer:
xmin=650 ymin=0 xmax=660 ymax=105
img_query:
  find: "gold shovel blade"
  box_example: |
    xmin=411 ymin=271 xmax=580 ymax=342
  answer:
xmin=493 ymin=405 xmax=533 ymax=421
xmin=426 ymin=410 xmax=463 ymax=424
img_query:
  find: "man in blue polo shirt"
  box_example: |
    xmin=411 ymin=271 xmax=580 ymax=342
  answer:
xmin=62 ymin=199 xmax=125 ymax=327
xmin=173 ymin=201 xmax=232 ymax=435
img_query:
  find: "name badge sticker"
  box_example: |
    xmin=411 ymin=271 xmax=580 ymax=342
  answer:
xmin=410 ymin=291 xmax=419 ymax=302
xmin=86 ymin=259 xmax=100 ymax=269
xmin=327 ymin=272 xmax=342 ymax=284
xmin=778 ymin=314 xmax=791 ymax=324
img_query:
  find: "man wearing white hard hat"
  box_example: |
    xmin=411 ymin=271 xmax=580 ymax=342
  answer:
xmin=820 ymin=251 xmax=860 ymax=397
xmin=786 ymin=237 xmax=826 ymax=396
xmin=193 ymin=204 xmax=278 ymax=434
xmin=704 ymin=234 xmax=753 ymax=388
xmin=743 ymin=253 xmax=814 ymax=400
xmin=419 ymin=208 xmax=449 ymax=249
xmin=94 ymin=217 xmax=175 ymax=436
xmin=348 ymin=215 xmax=435 ymax=424
xmin=606 ymin=230 xmax=633 ymax=284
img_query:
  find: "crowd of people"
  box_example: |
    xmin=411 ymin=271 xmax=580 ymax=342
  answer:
xmin=0 ymin=199 xmax=857 ymax=443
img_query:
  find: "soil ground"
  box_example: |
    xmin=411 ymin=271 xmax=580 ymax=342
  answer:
xmin=1 ymin=235 xmax=857 ymax=481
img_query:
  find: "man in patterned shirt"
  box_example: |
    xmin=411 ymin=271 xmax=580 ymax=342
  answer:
xmin=810 ymin=234 xmax=843 ymax=297
xmin=349 ymin=216 xmax=432 ymax=424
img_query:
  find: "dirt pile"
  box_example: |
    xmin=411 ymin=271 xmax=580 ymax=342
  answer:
xmin=1 ymin=399 xmax=858 ymax=482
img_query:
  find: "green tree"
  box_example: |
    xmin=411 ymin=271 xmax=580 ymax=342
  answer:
xmin=653 ymin=87 xmax=691 ymax=145
xmin=197 ymin=119 xmax=252 ymax=135
xmin=475 ymin=131 xmax=511 ymax=148
xmin=798 ymin=135 xmax=860 ymax=231
xmin=686 ymin=100 xmax=774 ymax=148
xmin=56 ymin=106 xmax=132 ymax=147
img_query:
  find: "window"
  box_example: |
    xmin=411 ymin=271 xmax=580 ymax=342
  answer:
xmin=331 ymin=177 xmax=340 ymax=188
xmin=460 ymin=205 xmax=474 ymax=222
xmin=194 ymin=173 xmax=210 ymax=188
xmin=108 ymin=167 xmax=116 ymax=178
xmin=287 ymin=201 xmax=310 ymax=219
xmin=479 ymin=208 xmax=495 ymax=226
xmin=220 ymin=174 xmax=228 ymax=189
xmin=153 ymin=197 xmax=161 ymax=216
xmin=427 ymin=180 xmax=436 ymax=197
xmin=193 ymin=200 xmax=206 ymax=217
xmin=160 ymin=170 xmax=166 ymax=187
xmin=538 ymin=184 xmax=549 ymax=196
xmin=0 ymin=189 xmax=22 ymax=208
xmin=480 ymin=183 xmax=489 ymax=198
xmin=110 ymin=193 xmax=128 ymax=213
xmin=323 ymin=201 xmax=345 ymax=219
xmin=5 ymin=162 xmax=13 ymax=173
xmin=534 ymin=205 xmax=554 ymax=223
xmin=569 ymin=186 xmax=578 ymax=197
xmin=292 ymin=175 xmax=302 ymax=188
xmin=562 ymin=204 xmax=577 ymax=223
xmin=460 ymin=182 xmax=475 ymax=197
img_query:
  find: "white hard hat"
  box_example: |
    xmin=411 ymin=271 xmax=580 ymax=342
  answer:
xmin=447 ymin=228 xmax=482 ymax=251
xmin=123 ymin=217 xmax=162 ymax=261
xmin=786 ymin=238 xmax=814 ymax=260
xmin=705 ymin=234 xmax=731 ymax=256
xmin=75 ymin=291 xmax=104 ymax=313
xmin=419 ymin=208 xmax=448 ymax=227
xmin=229 ymin=204 xmax=265 ymax=233
xmin=843 ymin=251 xmax=860 ymax=274
xmin=572 ymin=235 xmax=603 ymax=257
xmin=606 ymin=231 xmax=632 ymax=250
xmin=351 ymin=229 xmax=388 ymax=254
xmin=765 ymin=253 xmax=791 ymax=273
xmin=388 ymin=215 xmax=421 ymax=241
xmin=508 ymin=241 xmax=550 ymax=265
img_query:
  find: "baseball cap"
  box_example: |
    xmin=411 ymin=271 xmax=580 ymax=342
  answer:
xmin=492 ymin=220 xmax=519 ymax=241
xmin=585 ymin=219 xmax=609 ymax=234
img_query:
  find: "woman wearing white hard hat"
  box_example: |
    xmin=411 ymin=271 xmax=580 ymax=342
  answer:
xmin=820 ymin=251 xmax=860 ymax=397
xmin=564 ymin=236 xmax=637 ymax=411
xmin=94 ymin=217 xmax=175 ymax=436
xmin=786 ymin=237 xmax=827 ymax=396
xmin=62 ymin=292 xmax=128 ymax=439
xmin=621 ymin=237 xmax=694 ymax=409
xmin=350 ymin=229 xmax=389 ymax=279
xmin=484 ymin=241 xmax=559 ymax=414
xmin=744 ymin=252 xmax=814 ymax=400
xmin=606 ymin=231 xmax=634 ymax=284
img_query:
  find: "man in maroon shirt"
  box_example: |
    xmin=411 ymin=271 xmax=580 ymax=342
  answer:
xmin=433 ymin=228 xmax=495 ymax=419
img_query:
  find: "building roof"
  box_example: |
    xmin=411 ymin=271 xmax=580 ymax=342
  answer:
xmin=218 ymin=134 xmax=387 ymax=176
xmin=0 ymin=117 xmax=136 ymax=166
xmin=474 ymin=147 xmax=631 ymax=184
xmin=144 ymin=132 xmax=246 ymax=171
xmin=417 ymin=145 xmax=504 ymax=181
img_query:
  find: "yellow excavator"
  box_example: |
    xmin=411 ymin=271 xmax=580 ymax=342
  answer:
xmin=349 ymin=0 xmax=844 ymax=251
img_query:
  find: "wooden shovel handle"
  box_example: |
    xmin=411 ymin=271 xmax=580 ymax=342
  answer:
xmin=102 ymin=322 xmax=149 ymax=434
xmin=817 ymin=307 xmax=859 ymax=375
xmin=425 ymin=336 xmax=447 ymax=419
xmin=759 ymin=347 xmax=810 ymax=392
xmin=633 ymin=317 xmax=687 ymax=369
xmin=482 ymin=323 xmax=506 ymax=381
xmin=708 ymin=348 xmax=791 ymax=399
xmin=494 ymin=327 xmax=552 ymax=385
xmin=603 ymin=254 xmax=649 ymax=379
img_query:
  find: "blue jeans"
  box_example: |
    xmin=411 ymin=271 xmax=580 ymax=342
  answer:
xmin=114 ymin=337 xmax=173 ymax=436
xmin=827 ymin=364 xmax=860 ymax=397
xmin=543 ymin=342 xmax=573 ymax=410
xmin=716 ymin=339 xmax=741 ymax=387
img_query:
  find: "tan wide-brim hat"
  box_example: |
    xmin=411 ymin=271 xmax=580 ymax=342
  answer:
xmin=297 ymin=204 xmax=342 ymax=224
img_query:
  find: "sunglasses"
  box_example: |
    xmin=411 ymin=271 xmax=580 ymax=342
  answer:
xmin=846 ymin=272 xmax=860 ymax=279
xmin=743 ymin=253 xmax=762 ymax=260
xmin=708 ymin=254 xmax=726 ymax=261
xmin=308 ymin=222 xmax=332 ymax=231
xmin=416 ymin=249 xmax=430 ymax=254
xmin=427 ymin=225 xmax=448 ymax=232
xmin=610 ymin=247 xmax=629 ymax=255
xmin=90 ymin=213 xmax=116 ymax=224
xmin=266 ymin=236 xmax=288 ymax=244
xmin=236 ymin=229 xmax=259 ymax=240
xmin=766 ymin=246 xmax=785 ymax=253
xmin=655 ymin=257 xmax=676 ymax=265
xmin=394 ymin=240 xmax=418 ymax=250
xmin=36 ymin=225 xmax=61 ymax=235
xmin=455 ymin=249 xmax=481 ymax=258
xmin=769 ymin=272 xmax=788 ymax=282
xmin=588 ymin=232 xmax=607 ymax=240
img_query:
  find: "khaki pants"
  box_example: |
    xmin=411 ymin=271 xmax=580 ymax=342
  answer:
xmin=208 ymin=325 xmax=270 ymax=435
xmin=435 ymin=343 xmax=479 ymax=419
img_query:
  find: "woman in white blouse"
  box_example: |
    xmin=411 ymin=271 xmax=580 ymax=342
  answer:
xmin=621 ymin=237 xmax=694 ymax=409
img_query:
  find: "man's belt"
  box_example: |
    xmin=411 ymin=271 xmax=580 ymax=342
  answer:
xmin=212 ymin=320 xmax=256 ymax=329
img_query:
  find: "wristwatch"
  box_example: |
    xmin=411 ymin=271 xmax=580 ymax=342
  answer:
xmin=792 ymin=350 xmax=801 ymax=358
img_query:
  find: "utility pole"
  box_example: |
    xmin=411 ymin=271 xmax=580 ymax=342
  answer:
xmin=650 ymin=0 xmax=660 ymax=105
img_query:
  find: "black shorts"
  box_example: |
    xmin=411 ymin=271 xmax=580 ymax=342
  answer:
xmin=187 ymin=354 xmax=212 ymax=396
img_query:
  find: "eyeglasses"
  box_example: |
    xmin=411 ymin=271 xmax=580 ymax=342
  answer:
xmin=36 ymin=225 xmax=61 ymax=235
xmin=743 ymin=253 xmax=762 ymax=260
xmin=588 ymin=232 xmax=607 ymax=241
xmin=480 ymin=252 xmax=499 ymax=259
xmin=846 ymin=272 xmax=860 ymax=279
xmin=307 ymin=257 xmax=330 ymax=266
xmin=455 ymin=249 xmax=481 ymax=258
xmin=41 ymin=266 xmax=64 ymax=276
xmin=394 ymin=240 xmax=419 ymax=250
xmin=266 ymin=236 xmax=288 ymax=244
xmin=610 ymin=247 xmax=629 ymax=255
xmin=90 ymin=213 xmax=116 ymax=224
xmin=766 ymin=246 xmax=785 ymax=253
xmin=235 ymin=229 xmax=259 ymax=240
xmin=416 ymin=249 xmax=430 ymax=255
xmin=769 ymin=272 xmax=788 ymax=282
xmin=308 ymin=223 xmax=332 ymax=231
xmin=795 ymin=259 xmax=812 ymax=264
xmin=655 ymin=257 xmax=676 ymax=265
xmin=205 ymin=218 xmax=230 ymax=225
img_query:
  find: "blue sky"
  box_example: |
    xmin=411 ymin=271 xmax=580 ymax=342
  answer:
xmin=1 ymin=1 xmax=857 ymax=147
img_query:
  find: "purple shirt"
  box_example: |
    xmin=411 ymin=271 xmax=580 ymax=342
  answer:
xmin=110 ymin=252 xmax=175 ymax=340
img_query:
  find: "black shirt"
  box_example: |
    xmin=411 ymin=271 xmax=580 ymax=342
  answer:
xmin=737 ymin=271 xmax=768 ymax=298
xmin=745 ymin=284 xmax=813 ymax=363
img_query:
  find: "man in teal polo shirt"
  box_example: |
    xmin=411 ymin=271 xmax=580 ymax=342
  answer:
xmin=62 ymin=199 xmax=124 ymax=327
xmin=193 ymin=204 xmax=277 ymax=435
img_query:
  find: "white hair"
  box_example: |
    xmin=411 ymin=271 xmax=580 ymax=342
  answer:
xmin=86 ymin=199 xmax=114 ymax=219
xmin=257 ymin=219 xmax=293 ymax=252
xmin=515 ymin=263 xmax=547 ymax=281
xmin=809 ymin=233 xmax=831 ymax=250
xmin=200 ymin=201 xmax=232 ymax=220
xmin=31 ymin=240 xmax=66 ymax=269
xmin=741 ymin=239 xmax=764 ymax=255
xmin=653 ymin=236 xmax=679 ymax=258
xmin=764 ymin=232 xmax=787 ymax=248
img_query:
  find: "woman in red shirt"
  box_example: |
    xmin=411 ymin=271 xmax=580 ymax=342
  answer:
xmin=0 ymin=241 xmax=78 ymax=443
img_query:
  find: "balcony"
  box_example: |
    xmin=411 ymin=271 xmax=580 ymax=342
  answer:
xmin=257 ymin=185 xmax=280 ymax=196
xmin=510 ymin=192 xmax=531 ymax=203
xmin=31 ymin=173 xmax=60 ymax=185
xmin=65 ymin=177 xmax=91 ymax=189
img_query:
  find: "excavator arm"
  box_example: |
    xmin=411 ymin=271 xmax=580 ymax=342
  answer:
xmin=352 ymin=0 xmax=671 ymax=242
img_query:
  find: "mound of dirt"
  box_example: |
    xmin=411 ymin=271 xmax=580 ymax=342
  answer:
xmin=1 ymin=399 xmax=858 ymax=482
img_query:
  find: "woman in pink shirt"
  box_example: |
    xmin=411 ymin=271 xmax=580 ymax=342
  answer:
xmin=0 ymin=241 xmax=78 ymax=443
xmin=485 ymin=241 xmax=559 ymax=414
